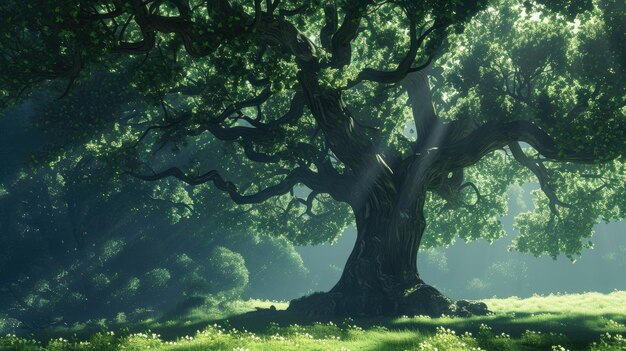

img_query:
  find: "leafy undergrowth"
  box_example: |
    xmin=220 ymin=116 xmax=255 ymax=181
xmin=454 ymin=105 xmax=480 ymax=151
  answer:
xmin=2 ymin=292 xmax=626 ymax=351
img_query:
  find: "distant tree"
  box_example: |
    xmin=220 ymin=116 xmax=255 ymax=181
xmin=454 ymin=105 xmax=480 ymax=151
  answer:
xmin=0 ymin=0 xmax=624 ymax=317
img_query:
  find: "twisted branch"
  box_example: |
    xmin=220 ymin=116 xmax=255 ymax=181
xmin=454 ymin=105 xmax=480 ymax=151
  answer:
xmin=348 ymin=23 xmax=440 ymax=87
xmin=437 ymin=120 xmax=599 ymax=171
xmin=127 ymin=166 xmax=315 ymax=205
xmin=509 ymin=142 xmax=571 ymax=218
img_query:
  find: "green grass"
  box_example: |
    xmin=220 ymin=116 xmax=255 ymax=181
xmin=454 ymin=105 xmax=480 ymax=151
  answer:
xmin=2 ymin=292 xmax=626 ymax=351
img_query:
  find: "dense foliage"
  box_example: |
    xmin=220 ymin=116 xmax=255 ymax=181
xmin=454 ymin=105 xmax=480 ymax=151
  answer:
xmin=424 ymin=0 xmax=626 ymax=258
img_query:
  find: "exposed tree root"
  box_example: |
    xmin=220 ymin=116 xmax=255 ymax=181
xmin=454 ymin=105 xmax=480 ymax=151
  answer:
xmin=288 ymin=283 xmax=490 ymax=319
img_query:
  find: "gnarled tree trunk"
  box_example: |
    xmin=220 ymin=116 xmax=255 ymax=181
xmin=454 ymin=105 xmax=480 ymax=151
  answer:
xmin=326 ymin=188 xmax=443 ymax=317
xmin=289 ymin=167 xmax=489 ymax=318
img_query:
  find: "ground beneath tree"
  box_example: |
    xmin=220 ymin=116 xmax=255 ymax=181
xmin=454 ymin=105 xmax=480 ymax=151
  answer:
xmin=5 ymin=291 xmax=625 ymax=351
xmin=287 ymin=283 xmax=490 ymax=319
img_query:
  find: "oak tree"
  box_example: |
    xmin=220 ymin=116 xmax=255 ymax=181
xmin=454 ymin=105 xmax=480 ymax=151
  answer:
xmin=1 ymin=0 xmax=624 ymax=317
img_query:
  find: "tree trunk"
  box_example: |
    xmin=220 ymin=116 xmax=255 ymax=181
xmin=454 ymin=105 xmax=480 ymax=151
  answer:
xmin=288 ymin=172 xmax=490 ymax=318
xmin=328 ymin=193 xmax=446 ymax=316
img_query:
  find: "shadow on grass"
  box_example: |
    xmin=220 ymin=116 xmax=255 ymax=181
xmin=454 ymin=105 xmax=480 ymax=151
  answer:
xmin=146 ymin=308 xmax=625 ymax=351
xmin=28 ymin=304 xmax=626 ymax=351
xmin=136 ymin=309 xmax=625 ymax=341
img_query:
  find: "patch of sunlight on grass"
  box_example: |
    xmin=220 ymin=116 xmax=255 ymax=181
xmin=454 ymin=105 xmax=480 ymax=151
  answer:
xmin=483 ymin=291 xmax=626 ymax=315
xmin=2 ymin=292 xmax=625 ymax=351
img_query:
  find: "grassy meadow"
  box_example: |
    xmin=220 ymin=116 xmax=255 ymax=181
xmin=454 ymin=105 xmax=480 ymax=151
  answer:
xmin=1 ymin=291 xmax=625 ymax=351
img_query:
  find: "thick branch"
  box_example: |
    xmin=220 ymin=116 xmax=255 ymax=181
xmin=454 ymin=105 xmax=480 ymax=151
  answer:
xmin=349 ymin=23 xmax=439 ymax=86
xmin=437 ymin=120 xmax=600 ymax=171
xmin=401 ymin=62 xmax=440 ymax=143
xmin=329 ymin=0 xmax=374 ymax=68
xmin=509 ymin=142 xmax=571 ymax=216
xmin=213 ymin=88 xmax=272 ymax=124
xmin=320 ymin=5 xmax=338 ymax=51
xmin=112 ymin=3 xmax=157 ymax=54
xmin=128 ymin=166 xmax=314 ymax=204
xmin=256 ymin=14 xmax=317 ymax=62
xmin=297 ymin=69 xmax=388 ymax=173
xmin=295 ymin=190 xmax=320 ymax=216
xmin=109 ymin=0 xmax=248 ymax=57
xmin=128 ymin=161 xmax=351 ymax=204
xmin=197 ymin=90 xmax=305 ymax=142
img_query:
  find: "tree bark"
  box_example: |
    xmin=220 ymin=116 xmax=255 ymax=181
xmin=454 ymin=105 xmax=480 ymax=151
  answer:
xmin=326 ymin=188 xmax=434 ymax=316
xmin=288 ymin=167 xmax=489 ymax=318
